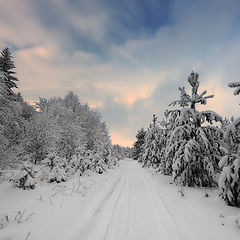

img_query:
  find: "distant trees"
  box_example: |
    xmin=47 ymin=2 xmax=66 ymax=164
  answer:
xmin=112 ymin=144 xmax=132 ymax=160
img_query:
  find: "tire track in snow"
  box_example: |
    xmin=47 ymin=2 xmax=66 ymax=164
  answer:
xmin=74 ymin=160 xmax=191 ymax=240
xmin=103 ymin=168 xmax=129 ymax=240
xmin=72 ymin=170 xmax=126 ymax=240
xmin=143 ymin=169 xmax=191 ymax=240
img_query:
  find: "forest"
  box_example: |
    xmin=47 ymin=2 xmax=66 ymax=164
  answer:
xmin=0 ymin=47 xmax=130 ymax=189
xmin=132 ymin=71 xmax=240 ymax=208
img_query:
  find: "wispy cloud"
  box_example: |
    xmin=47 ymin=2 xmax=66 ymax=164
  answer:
xmin=0 ymin=0 xmax=240 ymax=146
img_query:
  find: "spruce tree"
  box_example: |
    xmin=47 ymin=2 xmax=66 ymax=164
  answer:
xmin=142 ymin=115 xmax=161 ymax=168
xmin=218 ymin=82 xmax=240 ymax=207
xmin=166 ymin=72 xmax=223 ymax=187
xmin=132 ymin=128 xmax=146 ymax=161
xmin=0 ymin=48 xmax=18 ymax=95
xmin=156 ymin=112 xmax=171 ymax=174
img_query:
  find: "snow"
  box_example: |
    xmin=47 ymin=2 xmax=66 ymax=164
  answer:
xmin=1 ymin=159 xmax=240 ymax=240
xmin=224 ymin=117 xmax=240 ymax=139
xmin=228 ymin=82 xmax=240 ymax=95
xmin=218 ymin=155 xmax=229 ymax=168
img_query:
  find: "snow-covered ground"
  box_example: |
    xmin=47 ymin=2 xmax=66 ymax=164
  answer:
xmin=0 ymin=159 xmax=240 ymax=240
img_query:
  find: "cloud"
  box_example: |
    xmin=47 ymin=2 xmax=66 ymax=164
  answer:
xmin=1 ymin=0 xmax=240 ymax=146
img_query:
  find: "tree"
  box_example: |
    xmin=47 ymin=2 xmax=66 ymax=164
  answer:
xmin=16 ymin=92 xmax=36 ymax=121
xmin=142 ymin=115 xmax=161 ymax=168
xmin=132 ymin=128 xmax=146 ymax=161
xmin=166 ymin=72 xmax=223 ymax=187
xmin=24 ymin=113 xmax=57 ymax=164
xmin=0 ymin=71 xmax=24 ymax=167
xmin=218 ymin=82 xmax=240 ymax=207
xmin=155 ymin=112 xmax=171 ymax=174
xmin=0 ymin=48 xmax=18 ymax=95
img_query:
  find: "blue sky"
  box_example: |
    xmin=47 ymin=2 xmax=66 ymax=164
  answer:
xmin=1 ymin=0 xmax=240 ymax=146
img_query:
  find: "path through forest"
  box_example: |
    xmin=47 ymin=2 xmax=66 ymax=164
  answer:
xmin=73 ymin=160 xmax=189 ymax=240
xmin=1 ymin=159 xmax=239 ymax=240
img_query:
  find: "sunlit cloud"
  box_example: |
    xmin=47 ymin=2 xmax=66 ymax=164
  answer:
xmin=1 ymin=0 xmax=240 ymax=146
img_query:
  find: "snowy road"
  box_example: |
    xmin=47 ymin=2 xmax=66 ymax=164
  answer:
xmin=73 ymin=160 xmax=188 ymax=240
xmin=1 ymin=159 xmax=240 ymax=240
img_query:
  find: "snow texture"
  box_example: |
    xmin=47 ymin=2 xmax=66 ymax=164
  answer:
xmin=1 ymin=160 xmax=240 ymax=240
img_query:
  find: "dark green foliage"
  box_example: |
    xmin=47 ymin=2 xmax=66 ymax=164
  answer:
xmin=132 ymin=128 xmax=146 ymax=160
xmin=0 ymin=48 xmax=18 ymax=95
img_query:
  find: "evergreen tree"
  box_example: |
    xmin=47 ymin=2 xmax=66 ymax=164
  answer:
xmin=0 ymin=48 xmax=18 ymax=95
xmin=0 ymin=71 xmax=24 ymax=166
xmin=142 ymin=115 xmax=161 ymax=168
xmin=218 ymin=81 xmax=240 ymax=207
xmin=166 ymin=72 xmax=223 ymax=187
xmin=155 ymin=112 xmax=170 ymax=174
xmin=132 ymin=128 xmax=146 ymax=161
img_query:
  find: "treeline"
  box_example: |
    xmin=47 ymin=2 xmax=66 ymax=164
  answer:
xmin=0 ymin=48 xmax=123 ymax=188
xmin=132 ymin=72 xmax=240 ymax=207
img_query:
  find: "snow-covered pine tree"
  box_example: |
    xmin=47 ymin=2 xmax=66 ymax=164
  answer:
xmin=218 ymin=82 xmax=240 ymax=207
xmin=167 ymin=72 xmax=223 ymax=187
xmin=155 ymin=111 xmax=172 ymax=174
xmin=142 ymin=115 xmax=161 ymax=168
xmin=92 ymin=151 xmax=107 ymax=174
xmin=132 ymin=128 xmax=146 ymax=161
xmin=0 ymin=71 xmax=25 ymax=167
xmin=0 ymin=48 xmax=18 ymax=96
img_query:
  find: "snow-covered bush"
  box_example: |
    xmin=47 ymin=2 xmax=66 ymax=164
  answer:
xmin=69 ymin=146 xmax=92 ymax=175
xmin=12 ymin=162 xmax=35 ymax=189
xmin=42 ymin=153 xmax=68 ymax=183
xmin=92 ymin=152 xmax=107 ymax=174
xmin=70 ymin=146 xmax=113 ymax=175
xmin=107 ymin=155 xmax=119 ymax=169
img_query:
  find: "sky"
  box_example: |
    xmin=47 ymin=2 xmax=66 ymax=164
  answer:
xmin=1 ymin=0 xmax=240 ymax=147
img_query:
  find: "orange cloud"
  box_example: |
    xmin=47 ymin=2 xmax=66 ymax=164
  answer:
xmin=17 ymin=46 xmax=51 ymax=60
xmin=93 ymin=77 xmax=160 ymax=107
xmin=113 ymin=85 xmax=155 ymax=106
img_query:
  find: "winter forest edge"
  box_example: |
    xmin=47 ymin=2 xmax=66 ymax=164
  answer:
xmin=0 ymin=47 xmax=131 ymax=187
xmin=132 ymin=71 xmax=240 ymax=208
xmin=1 ymin=47 xmax=240 ymax=238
